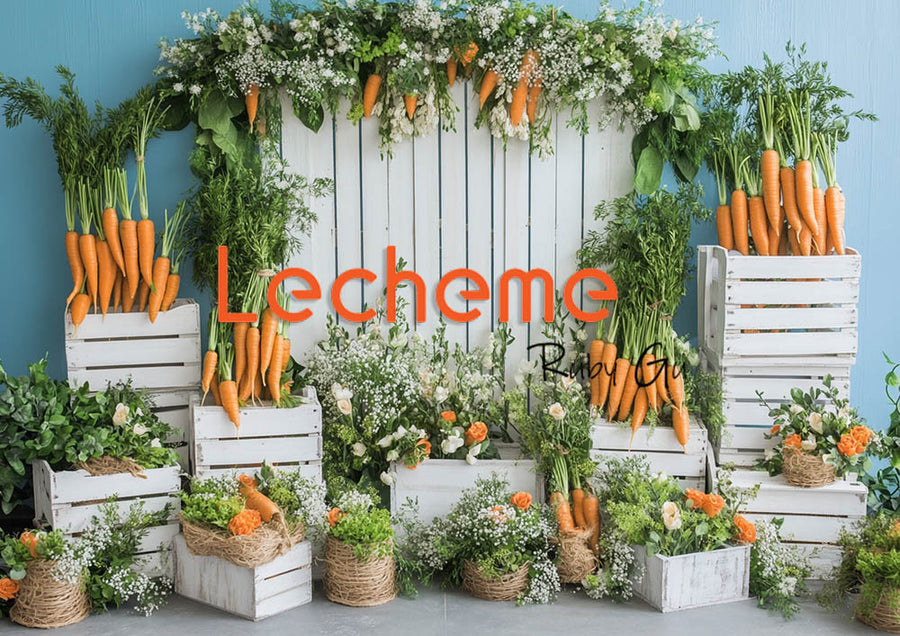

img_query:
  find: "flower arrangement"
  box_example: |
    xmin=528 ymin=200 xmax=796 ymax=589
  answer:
xmin=758 ymin=374 xmax=878 ymax=483
xmin=749 ymin=519 xmax=812 ymax=619
xmin=326 ymin=490 xmax=394 ymax=560
xmin=155 ymin=0 xmax=716 ymax=165
xmin=398 ymin=474 xmax=559 ymax=604
xmin=0 ymin=501 xmax=172 ymax=618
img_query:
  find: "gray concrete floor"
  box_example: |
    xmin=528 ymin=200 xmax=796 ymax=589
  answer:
xmin=2 ymin=583 xmax=876 ymax=635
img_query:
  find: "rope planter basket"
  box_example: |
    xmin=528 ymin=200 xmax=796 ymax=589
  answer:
xmin=9 ymin=561 xmax=91 ymax=629
xmin=324 ymin=536 xmax=396 ymax=607
xmin=74 ymin=455 xmax=147 ymax=478
xmin=782 ymin=448 xmax=837 ymax=488
xmin=181 ymin=515 xmax=305 ymax=568
xmin=462 ymin=560 xmax=530 ymax=602
xmin=857 ymin=587 xmax=900 ymax=633
xmin=552 ymin=528 xmax=597 ymax=584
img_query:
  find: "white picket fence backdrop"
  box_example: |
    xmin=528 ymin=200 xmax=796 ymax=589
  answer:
xmin=279 ymin=89 xmax=633 ymax=380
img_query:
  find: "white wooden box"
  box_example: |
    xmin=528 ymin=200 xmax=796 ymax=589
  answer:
xmin=151 ymin=388 xmax=198 ymax=472
xmin=631 ymin=543 xmax=750 ymax=612
xmin=711 ymin=468 xmax=866 ymax=577
xmin=697 ymin=245 xmax=860 ymax=364
xmin=64 ymin=299 xmax=202 ymax=392
xmin=703 ymin=352 xmax=852 ymax=467
xmin=190 ymin=386 xmax=322 ymax=481
xmin=390 ymin=445 xmax=542 ymax=524
xmin=590 ymin=416 xmax=708 ymax=490
xmin=174 ymin=534 xmax=312 ymax=620
xmin=32 ymin=459 xmax=181 ymax=577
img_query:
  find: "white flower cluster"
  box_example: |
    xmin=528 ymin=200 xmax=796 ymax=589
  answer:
xmin=519 ymin=547 xmax=560 ymax=605
xmin=583 ymin=532 xmax=643 ymax=601
xmin=753 ymin=520 xmax=807 ymax=598
xmin=335 ymin=489 xmax=376 ymax=516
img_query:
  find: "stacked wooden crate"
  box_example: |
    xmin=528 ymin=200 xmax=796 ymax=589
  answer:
xmin=698 ymin=245 xmax=863 ymax=574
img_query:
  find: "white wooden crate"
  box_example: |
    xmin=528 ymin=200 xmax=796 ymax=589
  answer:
xmin=590 ymin=416 xmax=708 ymax=490
xmin=712 ymin=468 xmax=866 ymax=578
xmin=390 ymin=445 xmax=542 ymax=524
xmin=150 ymin=388 xmax=198 ymax=472
xmin=190 ymin=386 xmax=322 ymax=481
xmin=697 ymin=245 xmax=860 ymax=364
xmin=703 ymin=352 xmax=852 ymax=467
xmin=64 ymin=299 xmax=202 ymax=392
xmin=631 ymin=543 xmax=750 ymax=612
xmin=32 ymin=459 xmax=181 ymax=577
xmin=174 ymin=534 xmax=312 ymax=620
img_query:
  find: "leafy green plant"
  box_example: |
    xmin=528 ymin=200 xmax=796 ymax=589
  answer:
xmin=328 ymin=490 xmax=394 ymax=560
xmin=863 ymin=354 xmax=900 ymax=513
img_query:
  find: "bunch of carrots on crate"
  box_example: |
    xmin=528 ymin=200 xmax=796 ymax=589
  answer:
xmin=201 ymin=280 xmax=298 ymax=431
xmin=707 ymin=44 xmax=875 ymax=257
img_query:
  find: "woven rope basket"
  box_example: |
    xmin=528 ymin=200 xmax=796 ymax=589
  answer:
xmin=74 ymin=455 xmax=146 ymax=478
xmin=9 ymin=560 xmax=91 ymax=629
xmin=462 ymin=560 xmax=530 ymax=602
xmin=181 ymin=515 xmax=305 ymax=568
xmin=552 ymin=528 xmax=597 ymax=584
xmin=782 ymin=448 xmax=836 ymax=488
xmin=857 ymin=587 xmax=900 ymax=633
xmin=324 ymin=536 xmax=396 ymax=607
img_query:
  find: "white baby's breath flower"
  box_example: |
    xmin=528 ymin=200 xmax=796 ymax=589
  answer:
xmin=548 ymin=402 xmax=566 ymax=421
xmin=337 ymin=399 xmax=353 ymax=415
xmin=576 ymin=329 xmax=588 ymax=341
xmin=189 ymin=84 xmax=202 ymax=95
xmin=113 ymin=403 xmax=129 ymax=426
xmin=351 ymin=442 xmax=366 ymax=457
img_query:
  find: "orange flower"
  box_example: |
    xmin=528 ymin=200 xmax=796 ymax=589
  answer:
xmin=770 ymin=424 xmax=781 ymax=435
xmin=328 ymin=507 xmax=344 ymax=527
xmin=0 ymin=577 xmax=18 ymax=601
xmin=838 ymin=433 xmax=862 ymax=457
xmin=417 ymin=438 xmax=432 ymax=456
xmin=510 ymin=491 xmax=532 ymax=511
xmin=701 ymin=493 xmax=725 ymax=518
xmin=783 ymin=434 xmax=802 ymax=449
xmin=489 ymin=505 xmax=508 ymax=523
xmin=228 ymin=509 xmax=262 ymax=536
xmin=465 ymin=421 xmax=488 ymax=446
xmin=237 ymin=473 xmax=258 ymax=496
xmin=441 ymin=411 xmax=457 ymax=423
xmin=19 ymin=532 xmax=39 ymax=559
xmin=891 ymin=520 xmax=900 ymax=539
xmin=684 ymin=488 xmax=707 ymax=509
xmin=850 ymin=425 xmax=872 ymax=447
xmin=734 ymin=514 xmax=757 ymax=543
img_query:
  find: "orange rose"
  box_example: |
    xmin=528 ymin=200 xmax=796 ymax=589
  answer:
xmin=510 ymin=491 xmax=532 ymax=511
xmin=770 ymin=424 xmax=781 ymax=435
xmin=328 ymin=507 xmax=344 ymax=527
xmin=465 ymin=421 xmax=488 ymax=446
xmin=228 ymin=509 xmax=262 ymax=536
xmin=783 ymin=434 xmax=802 ymax=449
xmin=417 ymin=438 xmax=432 ymax=456
xmin=850 ymin=425 xmax=872 ymax=447
xmin=838 ymin=433 xmax=861 ymax=457
xmin=441 ymin=411 xmax=457 ymax=423
xmin=19 ymin=532 xmax=39 ymax=559
xmin=734 ymin=514 xmax=757 ymax=543
xmin=701 ymin=493 xmax=725 ymax=518
xmin=684 ymin=488 xmax=707 ymax=509
xmin=0 ymin=577 xmax=18 ymax=601
xmin=237 ymin=473 xmax=258 ymax=496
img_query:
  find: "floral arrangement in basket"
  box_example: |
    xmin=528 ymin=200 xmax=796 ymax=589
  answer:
xmin=0 ymin=358 xmax=181 ymax=514
xmin=758 ymin=374 xmax=878 ymax=487
xmin=398 ymin=474 xmax=559 ymax=604
xmin=819 ymin=513 xmax=900 ymax=631
xmin=0 ymin=501 xmax=172 ymax=627
xmin=180 ymin=464 xmax=326 ymax=568
xmin=324 ymin=490 xmax=399 ymax=607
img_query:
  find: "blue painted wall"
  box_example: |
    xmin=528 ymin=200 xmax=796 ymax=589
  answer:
xmin=1 ymin=1 xmax=898 ymax=433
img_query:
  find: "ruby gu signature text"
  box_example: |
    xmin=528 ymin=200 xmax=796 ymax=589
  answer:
xmin=215 ymin=245 xmax=617 ymax=324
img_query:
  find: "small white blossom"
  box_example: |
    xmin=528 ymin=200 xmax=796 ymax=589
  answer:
xmin=150 ymin=438 xmax=161 ymax=448
xmin=337 ymin=398 xmax=352 ymax=415
xmin=548 ymin=402 xmax=566 ymax=421
xmin=351 ymin=442 xmax=366 ymax=457
xmin=132 ymin=423 xmax=148 ymax=436
xmin=113 ymin=403 xmax=129 ymax=426
xmin=808 ymin=412 xmax=824 ymax=434
xmin=377 ymin=435 xmax=394 ymax=448
xmin=662 ymin=501 xmax=682 ymax=530
xmin=789 ymin=404 xmax=804 ymax=415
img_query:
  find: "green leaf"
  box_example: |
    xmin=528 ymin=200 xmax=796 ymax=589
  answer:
xmin=674 ymin=153 xmax=699 ymax=183
xmin=674 ymin=102 xmax=701 ymax=131
xmin=651 ymin=75 xmax=675 ymax=112
xmin=631 ymin=127 xmax=649 ymax=166
xmin=198 ymin=89 xmax=242 ymax=136
xmin=887 ymin=371 xmax=899 ymax=388
xmin=634 ymin=145 xmax=663 ymax=195
xmin=293 ymin=97 xmax=325 ymax=133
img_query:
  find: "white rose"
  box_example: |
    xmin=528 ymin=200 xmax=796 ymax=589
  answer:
xmin=132 ymin=423 xmax=148 ymax=436
xmin=393 ymin=426 xmax=407 ymax=441
xmin=380 ymin=471 xmax=397 ymax=486
xmin=434 ymin=386 xmax=450 ymax=404
xmin=112 ymin=403 xmax=130 ymax=426
xmin=465 ymin=452 xmax=478 ymax=465
xmin=386 ymin=449 xmax=400 ymax=462
xmin=789 ymin=404 xmax=804 ymax=415
xmin=377 ymin=435 xmax=394 ymax=448
xmin=801 ymin=438 xmax=817 ymax=452
xmin=337 ymin=399 xmax=352 ymax=416
xmin=662 ymin=501 xmax=682 ymax=531
xmin=150 ymin=438 xmax=161 ymax=448
xmin=807 ymin=412 xmax=824 ymax=435
xmin=351 ymin=442 xmax=366 ymax=457
xmin=548 ymin=402 xmax=566 ymax=421
xmin=390 ymin=333 xmax=408 ymax=349
xmin=441 ymin=435 xmax=464 ymax=454
xmin=561 ymin=376 xmax=576 ymax=391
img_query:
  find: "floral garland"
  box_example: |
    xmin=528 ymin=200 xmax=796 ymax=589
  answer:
xmin=155 ymin=1 xmax=716 ymax=158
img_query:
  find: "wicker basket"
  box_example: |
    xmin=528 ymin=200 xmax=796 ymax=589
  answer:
xmin=462 ymin=560 xmax=530 ymax=602
xmin=9 ymin=560 xmax=91 ymax=629
xmin=324 ymin=536 xmax=396 ymax=607
xmin=782 ymin=448 xmax=836 ymax=488
xmin=181 ymin=515 xmax=305 ymax=568
xmin=552 ymin=528 xmax=597 ymax=584
xmin=857 ymin=586 xmax=900 ymax=633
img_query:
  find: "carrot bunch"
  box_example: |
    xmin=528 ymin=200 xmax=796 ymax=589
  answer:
xmin=548 ymin=461 xmax=601 ymax=554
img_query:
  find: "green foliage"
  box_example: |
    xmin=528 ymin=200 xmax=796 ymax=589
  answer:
xmin=0 ymin=529 xmax=67 ymax=580
xmin=329 ymin=491 xmax=394 ymax=560
xmin=863 ymin=354 xmax=900 ymax=513
xmin=748 ymin=518 xmax=811 ymax=619
xmin=181 ymin=476 xmax=244 ymax=531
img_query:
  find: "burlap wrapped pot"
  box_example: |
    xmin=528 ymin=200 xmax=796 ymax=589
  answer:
xmin=9 ymin=560 xmax=91 ymax=629
xmin=324 ymin=536 xmax=396 ymax=607
xmin=552 ymin=528 xmax=597 ymax=584
xmin=856 ymin=586 xmax=900 ymax=633
xmin=181 ymin=515 xmax=305 ymax=568
xmin=782 ymin=447 xmax=836 ymax=488
xmin=462 ymin=560 xmax=530 ymax=602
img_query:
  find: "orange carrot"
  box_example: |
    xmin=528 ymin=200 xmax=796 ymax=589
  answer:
xmin=510 ymin=82 xmax=528 ymax=127
xmin=234 ymin=322 xmax=248 ymax=393
xmin=79 ymin=233 xmax=98 ymax=311
xmin=826 ymin=186 xmax=844 ymax=254
xmin=628 ymin=387 xmax=649 ymax=451
xmin=526 ymin=79 xmax=542 ymax=125
xmin=281 ymin=336 xmax=291 ymax=373
xmin=596 ymin=342 xmax=617 ymax=410
xmin=362 ymin=74 xmax=382 ymax=119
xmin=716 ymin=204 xmax=733 ymax=250
xmin=65 ymin=231 xmax=83 ymax=311
xmin=606 ymin=357 xmax=629 ymax=420
xmin=787 ymin=224 xmax=801 ymax=256
xmin=246 ymin=83 xmax=259 ymax=132
xmin=210 ymin=371 xmax=222 ymax=407
xmin=730 ymin=189 xmax=749 ymax=256
xmin=70 ymin=293 xmax=91 ymax=335
xmin=446 ymin=58 xmax=458 ymax=86
xmin=767 ymin=222 xmax=780 ymax=258
xmin=113 ymin=269 xmax=123 ymax=312
xmin=798 ymin=222 xmax=813 ymax=256
xmin=268 ymin=334 xmax=285 ymax=404
xmin=137 ymin=218 xmax=155 ymax=289
xmin=404 ymin=94 xmax=417 ymax=120
xmin=259 ymin=308 xmax=278 ymax=382
xmin=102 ymin=208 xmax=124 ymax=275
xmin=583 ymin=492 xmax=601 ymax=555
xmin=147 ymin=256 xmax=169 ymax=322
xmin=761 ymin=148 xmax=781 ymax=234
xmin=120 ymin=219 xmax=139 ymax=298
xmin=97 ymin=239 xmax=115 ymax=317
xmin=812 ymin=187 xmax=827 ymax=255
xmin=161 ymin=271 xmax=180 ymax=311
xmin=550 ymin=492 xmax=575 ymax=534
xmin=640 ymin=353 xmax=659 ymax=412
xmin=672 ymin=404 xmax=690 ymax=452
xmin=202 ymin=350 xmax=217 ymax=405
xmin=589 ymin=340 xmax=605 ymax=407
xmin=654 ymin=356 xmax=670 ymax=405
xmin=781 ymin=167 xmax=802 ymax=234
xmin=478 ymin=69 xmax=498 ymax=110
xmin=459 ymin=42 xmax=478 ymax=67
xmin=571 ymin=488 xmax=586 ymax=529
xmin=616 ymin=364 xmax=639 ymax=421
xmin=794 ymin=160 xmax=818 ymax=235
xmin=138 ymin=279 xmax=150 ymax=312
xmin=669 ymin=365 xmax=685 ymax=410
xmin=779 ymin=221 xmax=790 ymax=255
xmin=239 ymin=326 xmax=261 ymax=403
xmin=748 ymin=196 xmax=769 ymax=256
xmin=220 ymin=378 xmax=239 ymax=429
xmin=244 ymin=490 xmax=280 ymax=523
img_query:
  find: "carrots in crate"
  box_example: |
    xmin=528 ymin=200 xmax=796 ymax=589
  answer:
xmin=583 ymin=491 xmax=600 ymax=554
xmin=259 ymin=308 xmax=278 ymax=382
xmin=672 ymin=404 xmax=690 ymax=452
xmin=628 ymin=387 xmax=649 ymax=451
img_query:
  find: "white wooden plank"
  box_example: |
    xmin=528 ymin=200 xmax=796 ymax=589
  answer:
xmin=728 ymin=469 xmax=868 ymax=516
xmin=256 ymin=567 xmax=312 ymax=601
xmin=157 ymin=406 xmax=190 ymax=440
xmin=387 ymin=135 xmax=417 ymax=326
xmin=723 ymin=375 xmax=850 ymax=401
xmin=134 ymin=550 xmax=173 ymax=579
xmin=721 ymin=246 xmax=861 ymax=279
xmin=66 ymin=335 xmax=201 ymax=368
xmin=718 ymin=426 xmax=778 ymax=453
xmin=580 ymin=99 xmax=606 ymax=318
xmin=49 ymin=495 xmax=180 ymax=534
xmin=725 ymin=280 xmax=858 ymax=306
xmin=724 ymin=306 xmax=857 ymax=330
xmin=254 ymin=541 xmax=312 ymax=579
xmin=252 ymin=582 xmax=312 ymax=620
xmin=591 ymin=417 xmax=706 ymax=454
xmin=553 ymin=116 xmax=585 ymax=343
xmin=149 ymin=389 xmax=197 ymax=409
xmin=360 ymin=112 xmax=390 ymax=314
xmin=196 ymin=436 xmax=321 ymax=467
xmin=742 ymin=512 xmax=859 ymax=544
xmin=192 ymin=404 xmax=321 ymax=440
xmin=502 ymin=140 xmax=531 ymax=385
xmin=195 ymin=462 xmax=322 ymax=483
xmin=723 ymin=330 xmax=858 ymax=357
xmin=65 ymin=300 xmax=200 ymax=340
xmin=45 ymin=463 xmax=180 ymax=504
xmin=792 ymin=543 xmax=843 ymax=579
xmin=528 ymin=134 xmax=557 ymax=358
xmin=589 ymin=449 xmax=706 ymax=479
xmin=135 ymin=522 xmax=180 ymax=553
xmin=333 ymin=105 xmax=364 ymax=321
xmin=723 ymin=400 xmax=778 ymax=426
xmin=69 ymin=365 xmax=201 ymax=392
xmin=412 ymin=127 xmax=442 ymax=340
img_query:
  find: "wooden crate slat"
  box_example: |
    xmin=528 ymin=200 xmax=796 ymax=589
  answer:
xmin=134 ymin=550 xmax=173 ymax=579
xmin=742 ymin=513 xmax=857 ymax=544
xmin=149 ymin=389 xmax=197 ymax=409
xmin=729 ymin=470 xmax=867 ymax=517
xmin=196 ymin=436 xmax=320 ymax=467
xmin=590 ymin=449 xmax=706 ymax=478
xmin=792 ymin=544 xmax=843 ymax=579
xmin=65 ymin=299 xmax=200 ymax=340
xmin=192 ymin=402 xmax=321 ymax=440
xmin=66 ymin=334 xmax=201 ymax=368
xmin=254 ymin=541 xmax=312 ymax=580
xmin=591 ymin=418 xmax=706 ymax=454
xmin=194 ymin=463 xmax=322 ymax=482
xmin=723 ymin=375 xmax=850 ymax=402
xmin=724 ymin=306 xmax=857 ymax=330
xmin=69 ymin=365 xmax=201 ymax=392
xmin=718 ymin=426 xmax=777 ymax=453
xmin=723 ymin=400 xmax=778 ymax=425
xmin=47 ymin=495 xmax=180 ymax=534
xmin=722 ymin=330 xmax=857 ymax=357
xmin=705 ymin=350 xmax=857 ymax=370
xmin=725 ymin=279 xmax=858 ymax=306
xmin=723 ymin=249 xmax=860 ymax=280
xmin=46 ymin=463 xmax=179 ymax=504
